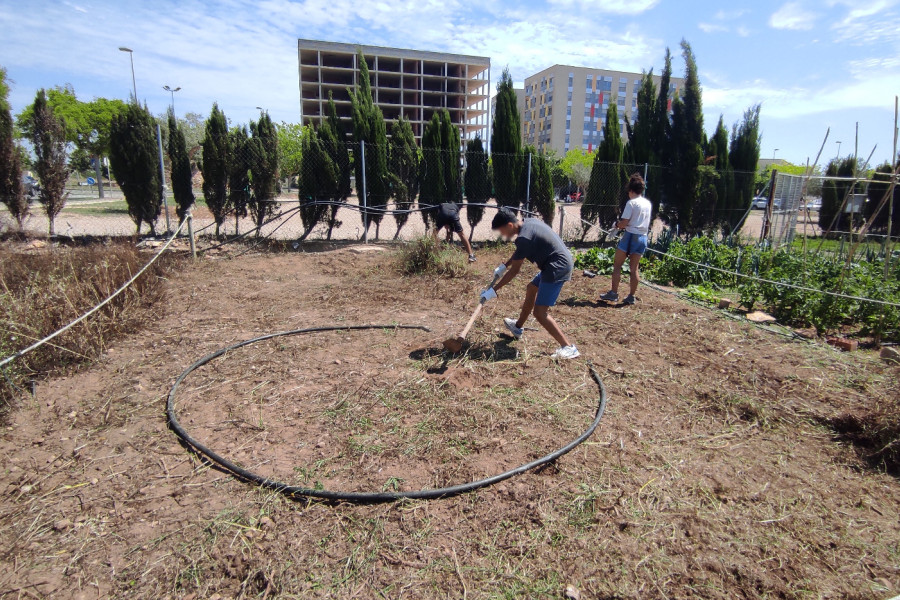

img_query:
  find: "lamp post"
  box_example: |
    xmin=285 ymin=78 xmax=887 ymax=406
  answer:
xmin=118 ymin=47 xmax=137 ymax=102
xmin=773 ymin=149 xmax=779 ymax=161
xmin=163 ymin=85 xmax=181 ymax=112
xmin=836 ymin=141 xmax=842 ymax=158
xmin=255 ymin=106 xmax=266 ymax=114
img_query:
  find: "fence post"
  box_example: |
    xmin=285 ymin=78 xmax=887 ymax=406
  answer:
xmin=559 ymin=205 xmax=565 ymax=239
xmin=156 ymin=124 xmax=171 ymax=235
xmin=186 ymin=211 xmax=196 ymax=260
xmin=525 ymin=152 xmax=533 ymax=214
xmin=761 ymin=169 xmax=778 ymax=244
xmin=360 ymin=141 xmax=368 ymax=244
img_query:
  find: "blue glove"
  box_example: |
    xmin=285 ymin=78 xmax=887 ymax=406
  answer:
xmin=494 ymin=264 xmax=507 ymax=278
xmin=480 ymin=288 xmax=497 ymax=304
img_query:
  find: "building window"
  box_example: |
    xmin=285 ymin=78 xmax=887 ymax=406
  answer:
xmin=566 ymin=106 xmax=571 ymax=116
xmin=617 ymin=96 xmax=625 ymax=107
xmin=585 ymin=75 xmax=593 ymax=91
xmin=619 ymin=82 xmax=627 ymax=93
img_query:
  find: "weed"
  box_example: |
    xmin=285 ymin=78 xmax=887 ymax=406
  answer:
xmin=396 ymin=236 xmax=466 ymax=277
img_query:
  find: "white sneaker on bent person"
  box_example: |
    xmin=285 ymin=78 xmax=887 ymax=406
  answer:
xmin=551 ymin=345 xmax=580 ymax=360
xmin=504 ymin=318 xmax=524 ymax=339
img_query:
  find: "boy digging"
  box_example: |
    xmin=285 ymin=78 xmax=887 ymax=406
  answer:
xmin=480 ymin=208 xmax=579 ymax=360
xmin=432 ymin=202 xmax=476 ymax=263
xmin=599 ymin=173 xmax=652 ymax=306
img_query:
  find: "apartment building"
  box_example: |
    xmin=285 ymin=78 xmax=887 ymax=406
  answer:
xmin=522 ymin=64 xmax=683 ymax=154
xmin=298 ymin=39 xmax=490 ymax=142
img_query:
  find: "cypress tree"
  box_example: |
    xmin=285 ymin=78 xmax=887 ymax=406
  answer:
xmin=626 ymin=70 xmax=657 ymax=165
xmin=728 ymin=104 xmax=762 ymax=233
xmin=528 ymin=149 xmax=554 ymax=225
xmin=0 ymin=67 xmax=28 ymax=231
xmin=866 ymin=163 xmax=898 ymax=232
xmin=819 ymin=157 xmax=856 ymax=232
xmin=31 ymin=89 xmax=70 ymax=236
xmin=319 ymin=92 xmax=351 ymax=239
xmin=388 ymin=116 xmax=419 ymax=239
xmin=167 ymin=110 xmax=194 ymax=223
xmin=664 ymin=40 xmax=705 ymax=234
xmin=248 ymin=111 xmax=280 ymax=235
xmin=420 ymin=112 xmax=444 ymax=228
xmin=227 ymin=125 xmax=251 ymax=235
xmin=349 ymin=50 xmax=389 ymax=239
xmin=583 ymin=103 xmax=626 ymax=231
xmin=440 ymin=109 xmax=461 ymax=204
xmin=491 ymin=68 xmax=523 ymax=208
xmin=200 ymin=103 xmax=230 ymax=237
xmin=464 ymin=136 xmax=490 ymax=239
xmin=109 ymin=102 xmax=160 ymax=235
xmin=649 ymin=49 xmax=673 ymax=217
xmin=705 ymin=115 xmax=731 ymax=232
xmin=298 ymin=125 xmax=338 ymax=240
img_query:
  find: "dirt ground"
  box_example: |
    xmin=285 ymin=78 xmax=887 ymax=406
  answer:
xmin=1 ymin=242 xmax=898 ymax=599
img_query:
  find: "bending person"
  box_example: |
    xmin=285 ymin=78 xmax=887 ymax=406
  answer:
xmin=480 ymin=208 xmax=579 ymax=360
xmin=432 ymin=202 xmax=476 ymax=263
xmin=599 ymin=173 xmax=652 ymax=306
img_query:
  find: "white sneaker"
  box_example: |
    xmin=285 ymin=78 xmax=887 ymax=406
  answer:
xmin=468 ymin=254 xmax=477 ymax=263
xmin=551 ymin=345 xmax=580 ymax=360
xmin=504 ymin=318 xmax=524 ymax=339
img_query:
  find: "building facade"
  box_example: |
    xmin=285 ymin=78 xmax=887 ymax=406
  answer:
xmin=522 ymin=65 xmax=683 ymax=155
xmin=298 ymin=39 xmax=490 ymax=142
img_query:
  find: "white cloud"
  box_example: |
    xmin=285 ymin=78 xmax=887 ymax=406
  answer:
xmin=698 ymin=22 xmax=729 ymax=33
xmin=546 ymin=0 xmax=660 ymax=14
xmin=769 ymin=2 xmax=818 ymax=30
xmin=736 ymin=26 xmax=751 ymax=37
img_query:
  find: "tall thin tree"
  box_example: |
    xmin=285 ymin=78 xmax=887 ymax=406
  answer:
xmin=319 ymin=92 xmax=351 ymax=239
xmin=420 ymin=112 xmax=444 ymax=228
xmin=248 ymin=111 xmax=280 ymax=235
xmin=492 ymin=68 xmax=523 ymax=208
xmin=109 ymin=102 xmax=161 ymax=235
xmin=728 ymin=104 xmax=762 ymax=233
xmin=167 ymin=110 xmax=195 ymax=223
xmin=0 ymin=67 xmax=28 ymax=231
xmin=200 ymin=103 xmax=231 ymax=237
xmin=227 ymin=125 xmax=251 ymax=235
xmin=30 ymin=89 xmax=69 ymax=236
xmin=583 ymin=103 xmax=626 ymax=232
xmin=464 ymin=136 xmax=490 ymax=239
xmin=440 ymin=109 xmax=461 ymax=204
xmin=388 ymin=116 xmax=419 ymax=239
xmin=298 ymin=125 xmax=337 ymax=240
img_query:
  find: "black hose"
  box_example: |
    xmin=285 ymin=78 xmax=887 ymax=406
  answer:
xmin=166 ymin=324 xmax=608 ymax=503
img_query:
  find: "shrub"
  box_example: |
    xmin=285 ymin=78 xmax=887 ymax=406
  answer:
xmin=397 ymin=236 xmax=466 ymax=278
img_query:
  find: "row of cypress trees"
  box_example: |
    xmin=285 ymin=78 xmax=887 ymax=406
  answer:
xmin=581 ymin=40 xmax=763 ymax=237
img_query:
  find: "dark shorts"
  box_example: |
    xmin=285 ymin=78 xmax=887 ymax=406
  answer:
xmin=617 ymin=231 xmax=648 ymax=256
xmin=436 ymin=205 xmax=463 ymax=233
xmin=529 ymin=272 xmax=566 ymax=307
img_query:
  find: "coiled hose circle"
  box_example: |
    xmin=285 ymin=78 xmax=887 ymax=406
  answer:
xmin=166 ymin=324 xmax=608 ymax=503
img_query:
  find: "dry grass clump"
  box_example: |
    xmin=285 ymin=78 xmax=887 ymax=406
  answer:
xmin=397 ymin=236 xmax=466 ymax=277
xmin=0 ymin=242 xmax=179 ymax=409
xmin=829 ymin=389 xmax=900 ymax=475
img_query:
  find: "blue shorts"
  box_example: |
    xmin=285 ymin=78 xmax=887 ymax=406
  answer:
xmin=529 ymin=272 xmax=566 ymax=307
xmin=617 ymin=231 xmax=648 ymax=256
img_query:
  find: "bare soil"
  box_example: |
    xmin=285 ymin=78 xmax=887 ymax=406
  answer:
xmin=1 ymin=243 xmax=898 ymax=599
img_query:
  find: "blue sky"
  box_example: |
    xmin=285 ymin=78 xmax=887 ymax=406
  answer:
xmin=1 ymin=0 xmax=898 ymax=166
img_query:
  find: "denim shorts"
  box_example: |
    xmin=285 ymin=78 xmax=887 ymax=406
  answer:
xmin=529 ymin=272 xmax=566 ymax=307
xmin=617 ymin=231 xmax=648 ymax=256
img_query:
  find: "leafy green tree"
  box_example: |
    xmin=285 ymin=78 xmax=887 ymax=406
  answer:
xmin=200 ymin=103 xmax=231 ymax=237
xmin=0 ymin=67 xmax=28 ymax=231
xmin=278 ymin=121 xmax=305 ymax=189
xmin=491 ymin=68 xmax=523 ymax=208
xmin=559 ymin=148 xmax=593 ymax=197
xmin=866 ymin=163 xmax=899 ymax=232
xmin=297 ymin=125 xmax=337 ymax=240
xmin=727 ymin=104 xmax=762 ymax=233
xmin=349 ymin=50 xmax=390 ymax=239
xmin=440 ymin=109 xmax=461 ymax=204
xmin=319 ymin=93 xmax=351 ymax=239
xmin=583 ymin=103 xmax=626 ymax=231
xmin=706 ymin=115 xmax=731 ymax=232
xmin=464 ymin=136 xmax=490 ymax=238
xmin=526 ymin=148 xmax=554 ymax=225
xmin=420 ymin=112 xmax=444 ymax=228
xmin=109 ymin=102 xmax=161 ymax=235
xmin=663 ymin=40 xmax=705 ymax=234
xmin=388 ymin=116 xmax=419 ymax=239
xmin=167 ymin=110 xmax=194 ymax=223
xmin=820 ymin=156 xmax=857 ymax=232
xmin=227 ymin=125 xmax=251 ymax=235
xmin=248 ymin=111 xmax=280 ymax=235
xmin=649 ymin=49 xmax=673 ymax=215
xmin=30 ymin=90 xmax=69 ymax=236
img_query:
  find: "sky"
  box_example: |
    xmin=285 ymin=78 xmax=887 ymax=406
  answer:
xmin=0 ymin=0 xmax=898 ymax=166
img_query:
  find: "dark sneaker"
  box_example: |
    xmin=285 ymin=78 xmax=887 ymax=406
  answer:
xmin=468 ymin=254 xmax=477 ymax=263
xmin=599 ymin=290 xmax=619 ymax=302
xmin=623 ymin=294 xmax=636 ymax=305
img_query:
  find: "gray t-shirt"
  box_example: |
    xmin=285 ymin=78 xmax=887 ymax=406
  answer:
xmin=511 ymin=218 xmax=573 ymax=283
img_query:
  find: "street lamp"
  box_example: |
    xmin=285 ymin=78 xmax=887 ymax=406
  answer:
xmin=118 ymin=47 xmax=137 ymax=102
xmin=773 ymin=149 xmax=779 ymax=161
xmin=163 ymin=85 xmax=181 ymax=112
xmin=836 ymin=141 xmax=842 ymax=158
xmin=255 ymin=106 xmax=266 ymax=113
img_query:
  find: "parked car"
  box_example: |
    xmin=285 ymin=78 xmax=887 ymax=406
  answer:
xmin=752 ymin=197 xmax=783 ymax=210
xmin=22 ymin=175 xmax=40 ymax=201
xmin=805 ymin=198 xmax=822 ymax=211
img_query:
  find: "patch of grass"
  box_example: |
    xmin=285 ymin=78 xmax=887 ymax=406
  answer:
xmin=397 ymin=236 xmax=466 ymax=277
xmin=0 ymin=242 xmax=179 ymax=411
xmin=828 ymin=392 xmax=900 ymax=475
